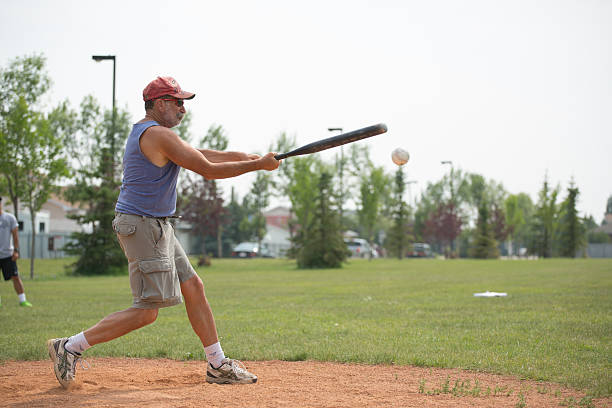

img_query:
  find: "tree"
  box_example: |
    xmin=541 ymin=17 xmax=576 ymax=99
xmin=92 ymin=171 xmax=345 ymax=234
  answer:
xmin=0 ymin=54 xmax=71 ymax=278
xmin=297 ymin=171 xmax=348 ymax=268
xmin=357 ymin=165 xmax=390 ymax=257
xmin=0 ymin=54 xmax=51 ymax=220
xmin=511 ymin=193 xmax=535 ymax=254
xmin=413 ymin=180 xmax=445 ymax=243
xmin=286 ymin=156 xmax=321 ymax=258
xmin=529 ymin=174 xmax=559 ymax=258
xmin=245 ymin=171 xmax=271 ymax=250
xmin=423 ymin=202 xmax=461 ymax=257
xmin=179 ymin=173 xmax=227 ymax=257
xmin=490 ymin=203 xmax=509 ymax=246
xmin=199 ymin=124 xmax=228 ymax=257
xmin=63 ymin=100 xmax=131 ymax=275
xmin=223 ymin=187 xmax=251 ymax=251
xmin=268 ymin=131 xmax=297 ymax=194
xmin=12 ymin=97 xmax=69 ymax=277
xmin=504 ymin=194 xmax=525 ymax=256
xmin=469 ymin=200 xmax=500 ymax=259
xmin=385 ymin=167 xmax=412 ymax=259
xmin=557 ymin=182 xmax=584 ymax=257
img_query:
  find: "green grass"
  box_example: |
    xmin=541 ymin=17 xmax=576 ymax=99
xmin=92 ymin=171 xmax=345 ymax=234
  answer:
xmin=1 ymin=257 xmax=610 ymax=396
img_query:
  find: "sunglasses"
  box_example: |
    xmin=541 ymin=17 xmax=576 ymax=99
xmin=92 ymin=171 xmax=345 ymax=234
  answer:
xmin=159 ymin=98 xmax=185 ymax=107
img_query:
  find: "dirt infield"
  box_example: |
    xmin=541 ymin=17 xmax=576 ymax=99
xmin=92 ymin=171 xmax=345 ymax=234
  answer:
xmin=1 ymin=359 xmax=608 ymax=408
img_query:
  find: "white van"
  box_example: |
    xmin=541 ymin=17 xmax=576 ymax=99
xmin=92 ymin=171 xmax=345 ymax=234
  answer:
xmin=344 ymin=238 xmax=376 ymax=258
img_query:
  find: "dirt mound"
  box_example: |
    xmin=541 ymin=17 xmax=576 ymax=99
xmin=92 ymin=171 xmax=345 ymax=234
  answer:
xmin=1 ymin=358 xmax=608 ymax=407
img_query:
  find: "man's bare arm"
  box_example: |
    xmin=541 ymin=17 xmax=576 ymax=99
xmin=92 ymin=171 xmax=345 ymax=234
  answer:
xmin=197 ymin=149 xmax=260 ymax=163
xmin=11 ymin=227 xmax=19 ymax=261
xmin=152 ymin=127 xmax=278 ymax=179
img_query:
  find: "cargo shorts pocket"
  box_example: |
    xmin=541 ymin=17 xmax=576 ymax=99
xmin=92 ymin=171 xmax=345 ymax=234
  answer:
xmin=113 ymin=221 xmax=136 ymax=236
xmin=137 ymin=258 xmax=179 ymax=303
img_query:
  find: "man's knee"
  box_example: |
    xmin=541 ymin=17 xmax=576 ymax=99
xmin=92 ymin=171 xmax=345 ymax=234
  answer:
xmin=134 ymin=308 xmax=158 ymax=327
xmin=182 ymin=274 xmax=204 ymax=292
xmin=181 ymin=275 xmax=208 ymax=301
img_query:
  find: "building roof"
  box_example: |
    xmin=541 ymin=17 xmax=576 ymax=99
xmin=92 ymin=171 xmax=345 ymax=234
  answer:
xmin=593 ymin=222 xmax=612 ymax=235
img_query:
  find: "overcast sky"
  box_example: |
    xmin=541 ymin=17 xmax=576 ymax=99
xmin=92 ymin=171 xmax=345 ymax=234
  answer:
xmin=2 ymin=0 xmax=610 ymax=222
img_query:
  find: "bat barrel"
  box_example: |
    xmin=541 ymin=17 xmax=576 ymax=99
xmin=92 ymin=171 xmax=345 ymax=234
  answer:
xmin=274 ymin=123 xmax=387 ymax=160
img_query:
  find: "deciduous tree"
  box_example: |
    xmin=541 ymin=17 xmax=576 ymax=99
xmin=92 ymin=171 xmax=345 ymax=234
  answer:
xmin=199 ymin=124 xmax=228 ymax=256
xmin=423 ymin=202 xmax=461 ymax=257
xmin=357 ymin=165 xmax=390 ymax=257
xmin=179 ymin=173 xmax=227 ymax=257
xmin=0 ymin=54 xmax=51 ymax=219
xmin=0 ymin=54 xmax=70 ymax=278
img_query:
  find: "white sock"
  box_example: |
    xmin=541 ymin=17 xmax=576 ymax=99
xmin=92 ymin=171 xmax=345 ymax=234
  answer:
xmin=65 ymin=332 xmax=91 ymax=354
xmin=18 ymin=293 xmax=26 ymax=303
xmin=204 ymin=342 xmax=226 ymax=368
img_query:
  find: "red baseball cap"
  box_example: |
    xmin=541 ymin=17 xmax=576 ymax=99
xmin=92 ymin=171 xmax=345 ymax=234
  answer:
xmin=143 ymin=76 xmax=195 ymax=101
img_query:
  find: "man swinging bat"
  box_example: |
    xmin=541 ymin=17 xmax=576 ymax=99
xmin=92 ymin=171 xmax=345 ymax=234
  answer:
xmin=47 ymin=75 xmax=387 ymax=389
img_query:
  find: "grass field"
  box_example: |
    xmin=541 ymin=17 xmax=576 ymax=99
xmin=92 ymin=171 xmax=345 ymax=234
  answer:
xmin=0 ymin=257 xmax=610 ymax=397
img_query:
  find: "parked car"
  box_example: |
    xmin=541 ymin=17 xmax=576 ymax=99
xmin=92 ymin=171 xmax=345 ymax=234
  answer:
xmin=407 ymin=243 xmax=433 ymax=258
xmin=344 ymin=238 xmax=376 ymax=258
xmin=231 ymin=242 xmax=273 ymax=258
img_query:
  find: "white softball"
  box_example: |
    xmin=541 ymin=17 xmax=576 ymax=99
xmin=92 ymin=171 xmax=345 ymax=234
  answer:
xmin=391 ymin=148 xmax=409 ymax=166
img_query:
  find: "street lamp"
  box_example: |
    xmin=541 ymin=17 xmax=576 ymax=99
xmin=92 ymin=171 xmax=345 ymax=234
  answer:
xmin=92 ymin=55 xmax=116 ymax=175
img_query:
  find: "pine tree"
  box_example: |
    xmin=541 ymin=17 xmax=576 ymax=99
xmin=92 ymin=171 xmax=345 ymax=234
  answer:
xmin=63 ymin=101 xmax=131 ymax=275
xmin=297 ymin=172 xmax=348 ymax=268
xmin=529 ymin=174 xmax=559 ymax=258
xmin=385 ymin=167 xmax=411 ymax=259
xmin=469 ymin=201 xmax=499 ymax=259
xmin=557 ymin=183 xmax=584 ymax=257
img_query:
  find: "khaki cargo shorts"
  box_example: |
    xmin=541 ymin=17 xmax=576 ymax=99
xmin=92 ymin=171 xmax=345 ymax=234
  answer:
xmin=112 ymin=212 xmax=196 ymax=309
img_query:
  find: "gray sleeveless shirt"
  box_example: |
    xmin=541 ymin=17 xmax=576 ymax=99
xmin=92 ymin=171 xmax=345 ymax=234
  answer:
xmin=115 ymin=121 xmax=180 ymax=217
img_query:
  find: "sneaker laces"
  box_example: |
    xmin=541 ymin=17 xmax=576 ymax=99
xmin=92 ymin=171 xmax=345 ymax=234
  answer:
xmin=76 ymin=355 xmax=90 ymax=371
xmin=64 ymin=348 xmax=90 ymax=374
xmin=228 ymin=359 xmax=249 ymax=375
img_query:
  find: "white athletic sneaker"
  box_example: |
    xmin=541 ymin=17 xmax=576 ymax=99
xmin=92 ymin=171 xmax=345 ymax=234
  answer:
xmin=47 ymin=337 xmax=87 ymax=389
xmin=206 ymin=358 xmax=258 ymax=384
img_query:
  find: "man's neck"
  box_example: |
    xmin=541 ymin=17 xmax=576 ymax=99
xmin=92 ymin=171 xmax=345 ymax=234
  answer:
xmin=140 ymin=112 xmax=163 ymax=125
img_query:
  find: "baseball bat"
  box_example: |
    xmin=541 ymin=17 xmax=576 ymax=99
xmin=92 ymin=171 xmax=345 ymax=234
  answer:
xmin=274 ymin=123 xmax=388 ymax=160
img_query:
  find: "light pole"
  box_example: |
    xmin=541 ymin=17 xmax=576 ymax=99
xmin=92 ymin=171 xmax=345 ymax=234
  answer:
xmin=92 ymin=55 xmax=116 ymax=177
xmin=328 ymin=127 xmax=344 ymax=226
xmin=441 ymin=160 xmax=454 ymax=201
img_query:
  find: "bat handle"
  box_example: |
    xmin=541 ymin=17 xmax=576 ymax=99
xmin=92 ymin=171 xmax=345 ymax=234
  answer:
xmin=274 ymin=153 xmax=287 ymax=160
